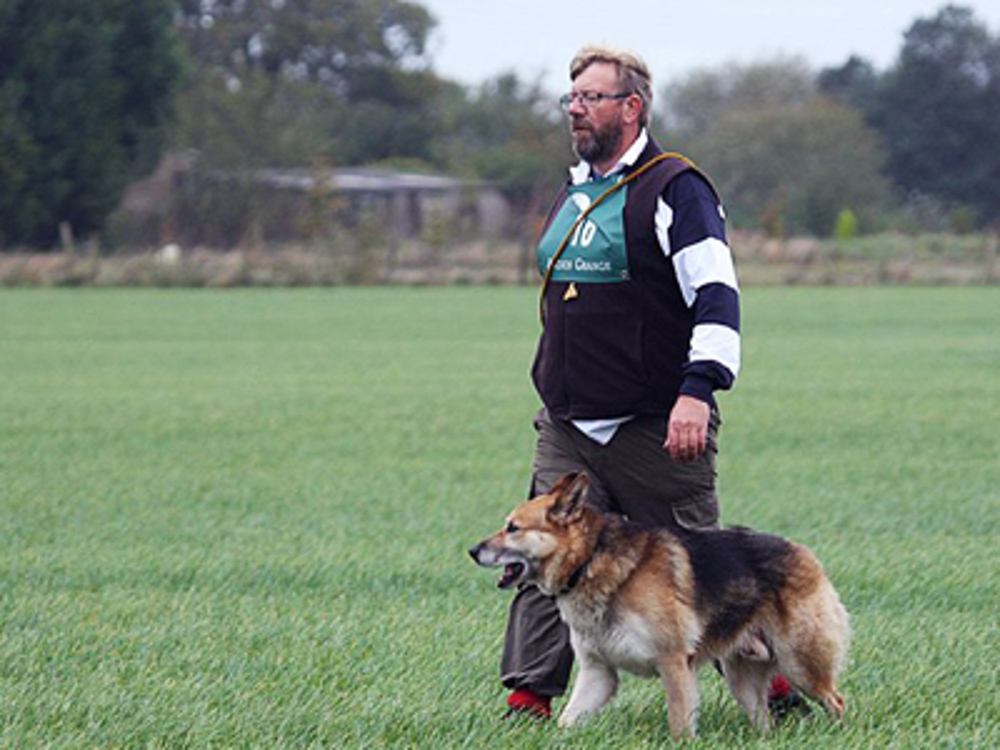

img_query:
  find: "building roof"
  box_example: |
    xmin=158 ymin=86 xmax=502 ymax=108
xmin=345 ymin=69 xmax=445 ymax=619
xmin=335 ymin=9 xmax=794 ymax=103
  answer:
xmin=254 ymin=167 xmax=468 ymax=193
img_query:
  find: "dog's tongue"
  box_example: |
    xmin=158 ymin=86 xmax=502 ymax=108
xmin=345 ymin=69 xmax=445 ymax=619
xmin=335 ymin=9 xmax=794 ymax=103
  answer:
xmin=498 ymin=563 xmax=524 ymax=589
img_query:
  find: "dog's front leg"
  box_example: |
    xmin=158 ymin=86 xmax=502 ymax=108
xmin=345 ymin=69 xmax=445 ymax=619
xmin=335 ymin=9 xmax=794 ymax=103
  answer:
xmin=558 ymin=653 xmax=618 ymax=728
xmin=659 ymin=651 xmax=699 ymax=740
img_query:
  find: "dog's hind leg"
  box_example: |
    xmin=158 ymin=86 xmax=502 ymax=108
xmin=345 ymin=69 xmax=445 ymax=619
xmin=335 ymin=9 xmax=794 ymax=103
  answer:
xmin=558 ymin=654 xmax=618 ymax=728
xmin=658 ymin=652 xmax=700 ymax=740
xmin=720 ymin=656 xmax=774 ymax=732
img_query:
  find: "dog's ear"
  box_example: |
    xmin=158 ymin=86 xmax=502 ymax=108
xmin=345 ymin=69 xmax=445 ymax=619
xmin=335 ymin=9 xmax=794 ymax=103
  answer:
xmin=547 ymin=472 xmax=590 ymax=524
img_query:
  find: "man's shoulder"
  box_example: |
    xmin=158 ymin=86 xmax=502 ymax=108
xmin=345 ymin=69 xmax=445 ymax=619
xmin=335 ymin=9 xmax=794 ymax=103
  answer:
xmin=634 ymin=142 xmax=717 ymax=202
xmin=662 ymin=166 xmax=720 ymax=206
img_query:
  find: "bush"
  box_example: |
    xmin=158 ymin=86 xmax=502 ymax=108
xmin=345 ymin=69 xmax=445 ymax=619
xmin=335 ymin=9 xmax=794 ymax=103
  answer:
xmin=835 ymin=208 xmax=859 ymax=240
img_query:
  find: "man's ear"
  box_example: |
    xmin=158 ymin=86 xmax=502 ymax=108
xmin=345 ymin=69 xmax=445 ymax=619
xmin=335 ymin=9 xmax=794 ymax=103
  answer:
xmin=547 ymin=472 xmax=590 ymax=523
xmin=622 ymin=93 xmax=643 ymax=126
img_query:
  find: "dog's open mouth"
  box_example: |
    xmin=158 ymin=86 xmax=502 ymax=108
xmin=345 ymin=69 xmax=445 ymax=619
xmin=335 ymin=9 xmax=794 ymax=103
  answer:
xmin=498 ymin=562 xmax=526 ymax=589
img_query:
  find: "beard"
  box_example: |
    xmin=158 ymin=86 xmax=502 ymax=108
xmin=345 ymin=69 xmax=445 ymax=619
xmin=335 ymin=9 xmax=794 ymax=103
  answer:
xmin=571 ymin=112 xmax=624 ymax=166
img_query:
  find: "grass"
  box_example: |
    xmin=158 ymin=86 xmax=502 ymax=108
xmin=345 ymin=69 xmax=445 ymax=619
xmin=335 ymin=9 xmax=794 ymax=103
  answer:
xmin=1 ymin=286 xmax=998 ymax=748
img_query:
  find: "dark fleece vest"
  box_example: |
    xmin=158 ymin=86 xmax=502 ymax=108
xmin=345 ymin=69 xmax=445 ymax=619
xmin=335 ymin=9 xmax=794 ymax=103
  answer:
xmin=532 ymin=141 xmax=714 ymax=421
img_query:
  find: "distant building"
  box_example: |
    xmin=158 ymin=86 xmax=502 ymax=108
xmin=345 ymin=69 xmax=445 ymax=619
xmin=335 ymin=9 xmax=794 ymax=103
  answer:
xmin=116 ymin=153 xmax=511 ymax=248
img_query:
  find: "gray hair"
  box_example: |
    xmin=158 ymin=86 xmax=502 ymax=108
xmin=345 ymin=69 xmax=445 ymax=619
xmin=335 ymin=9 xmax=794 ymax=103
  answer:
xmin=570 ymin=44 xmax=653 ymax=127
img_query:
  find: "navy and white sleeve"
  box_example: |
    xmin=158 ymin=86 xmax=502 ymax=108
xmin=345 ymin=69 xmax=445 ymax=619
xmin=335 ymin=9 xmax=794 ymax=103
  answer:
xmin=655 ymin=171 xmax=741 ymax=404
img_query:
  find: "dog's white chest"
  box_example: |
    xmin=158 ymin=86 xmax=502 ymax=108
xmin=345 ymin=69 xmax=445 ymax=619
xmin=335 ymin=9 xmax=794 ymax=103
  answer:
xmin=562 ymin=603 xmax=660 ymax=678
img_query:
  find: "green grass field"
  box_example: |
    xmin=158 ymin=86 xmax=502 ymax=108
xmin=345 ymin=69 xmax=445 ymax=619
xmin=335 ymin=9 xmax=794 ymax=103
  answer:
xmin=2 ymin=287 xmax=998 ymax=748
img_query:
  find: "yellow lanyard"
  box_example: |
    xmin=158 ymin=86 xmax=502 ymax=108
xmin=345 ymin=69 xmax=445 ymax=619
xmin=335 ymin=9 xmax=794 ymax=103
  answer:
xmin=538 ymin=152 xmax=694 ymax=325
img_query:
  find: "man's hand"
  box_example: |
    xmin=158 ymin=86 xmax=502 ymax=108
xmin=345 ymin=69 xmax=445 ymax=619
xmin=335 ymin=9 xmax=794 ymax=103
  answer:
xmin=664 ymin=395 xmax=711 ymax=462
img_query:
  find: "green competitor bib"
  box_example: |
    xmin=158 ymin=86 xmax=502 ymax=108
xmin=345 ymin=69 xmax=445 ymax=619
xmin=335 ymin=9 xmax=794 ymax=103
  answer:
xmin=537 ymin=175 xmax=630 ymax=283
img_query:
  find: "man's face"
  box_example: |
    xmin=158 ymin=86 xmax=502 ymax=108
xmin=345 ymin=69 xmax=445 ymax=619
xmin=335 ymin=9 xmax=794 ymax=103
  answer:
xmin=567 ymin=62 xmax=627 ymax=167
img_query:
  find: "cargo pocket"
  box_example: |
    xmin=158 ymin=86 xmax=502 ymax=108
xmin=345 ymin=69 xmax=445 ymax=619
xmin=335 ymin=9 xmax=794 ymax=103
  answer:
xmin=671 ymin=494 xmax=720 ymax=530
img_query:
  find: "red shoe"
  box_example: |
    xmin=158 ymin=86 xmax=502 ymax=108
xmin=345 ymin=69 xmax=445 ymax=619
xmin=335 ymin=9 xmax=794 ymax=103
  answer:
xmin=768 ymin=673 xmax=792 ymax=701
xmin=768 ymin=674 xmax=810 ymax=719
xmin=504 ymin=688 xmax=552 ymax=719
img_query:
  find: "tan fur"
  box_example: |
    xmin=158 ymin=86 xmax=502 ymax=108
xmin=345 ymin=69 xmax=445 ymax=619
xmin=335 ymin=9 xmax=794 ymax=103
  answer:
xmin=470 ymin=473 xmax=850 ymax=739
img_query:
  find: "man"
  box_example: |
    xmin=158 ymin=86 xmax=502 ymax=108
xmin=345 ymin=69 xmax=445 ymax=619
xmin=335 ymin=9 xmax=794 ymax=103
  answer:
xmin=500 ymin=43 xmax=756 ymax=718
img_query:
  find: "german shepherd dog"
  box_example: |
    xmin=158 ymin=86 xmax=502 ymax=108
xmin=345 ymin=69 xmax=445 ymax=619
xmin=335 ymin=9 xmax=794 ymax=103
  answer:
xmin=469 ymin=473 xmax=850 ymax=738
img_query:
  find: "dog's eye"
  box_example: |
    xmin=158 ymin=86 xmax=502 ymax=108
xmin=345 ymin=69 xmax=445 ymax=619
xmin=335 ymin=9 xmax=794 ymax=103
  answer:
xmin=506 ymin=521 xmax=520 ymax=533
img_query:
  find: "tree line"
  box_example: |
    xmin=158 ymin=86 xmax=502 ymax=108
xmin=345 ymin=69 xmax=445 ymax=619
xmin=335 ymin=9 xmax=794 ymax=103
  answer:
xmin=1 ymin=1 xmax=997 ymax=249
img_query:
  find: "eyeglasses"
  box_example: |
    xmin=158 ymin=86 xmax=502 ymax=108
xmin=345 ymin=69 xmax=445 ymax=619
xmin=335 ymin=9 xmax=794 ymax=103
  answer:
xmin=558 ymin=91 xmax=631 ymax=110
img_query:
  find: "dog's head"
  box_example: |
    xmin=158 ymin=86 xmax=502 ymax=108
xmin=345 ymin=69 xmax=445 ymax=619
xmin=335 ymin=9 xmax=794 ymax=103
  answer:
xmin=468 ymin=472 xmax=592 ymax=592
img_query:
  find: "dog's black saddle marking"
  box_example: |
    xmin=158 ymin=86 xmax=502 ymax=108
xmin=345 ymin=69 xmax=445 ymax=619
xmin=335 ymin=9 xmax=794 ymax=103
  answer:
xmin=676 ymin=526 xmax=794 ymax=644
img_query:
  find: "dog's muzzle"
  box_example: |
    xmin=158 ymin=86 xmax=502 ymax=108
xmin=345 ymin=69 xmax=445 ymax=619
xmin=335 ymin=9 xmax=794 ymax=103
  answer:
xmin=469 ymin=543 xmax=529 ymax=589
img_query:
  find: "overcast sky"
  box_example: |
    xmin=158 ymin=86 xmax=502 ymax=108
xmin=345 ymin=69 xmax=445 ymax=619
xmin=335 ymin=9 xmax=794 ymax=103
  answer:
xmin=420 ymin=1 xmax=1000 ymax=93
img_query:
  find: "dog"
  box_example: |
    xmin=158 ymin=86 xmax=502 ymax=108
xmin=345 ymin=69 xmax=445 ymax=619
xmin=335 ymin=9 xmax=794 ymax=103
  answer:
xmin=469 ymin=472 xmax=850 ymax=739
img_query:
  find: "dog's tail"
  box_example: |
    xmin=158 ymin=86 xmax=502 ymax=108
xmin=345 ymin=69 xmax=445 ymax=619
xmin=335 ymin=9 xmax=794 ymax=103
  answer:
xmin=777 ymin=548 xmax=851 ymax=719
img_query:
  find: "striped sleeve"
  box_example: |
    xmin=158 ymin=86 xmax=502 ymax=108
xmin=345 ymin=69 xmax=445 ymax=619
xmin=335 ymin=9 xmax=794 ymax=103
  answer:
xmin=654 ymin=171 xmax=741 ymax=403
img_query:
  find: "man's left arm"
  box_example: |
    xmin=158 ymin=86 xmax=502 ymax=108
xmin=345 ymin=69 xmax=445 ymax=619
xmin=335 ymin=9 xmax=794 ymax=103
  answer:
xmin=655 ymin=171 xmax=741 ymax=461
